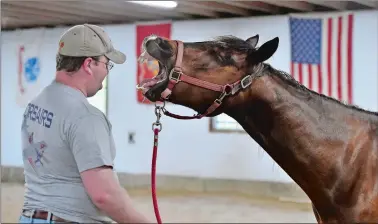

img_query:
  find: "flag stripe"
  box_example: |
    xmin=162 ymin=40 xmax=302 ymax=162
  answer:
xmin=312 ymin=64 xmax=318 ymax=92
xmin=341 ymin=15 xmax=348 ymax=103
xmin=321 ymin=21 xmax=328 ymax=96
xmin=331 ymin=17 xmax=338 ymax=99
xmin=327 ymin=18 xmax=333 ymax=98
xmin=308 ymin=64 xmax=313 ymax=89
xmin=317 ymin=64 xmax=323 ymax=95
xmin=337 ymin=16 xmax=342 ymax=101
xmin=347 ymin=14 xmax=353 ymax=104
xmin=302 ymin=64 xmax=308 ymax=88
xmin=291 ymin=62 xmax=295 ymax=79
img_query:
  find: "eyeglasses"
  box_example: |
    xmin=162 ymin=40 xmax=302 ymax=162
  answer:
xmin=93 ymin=59 xmax=114 ymax=71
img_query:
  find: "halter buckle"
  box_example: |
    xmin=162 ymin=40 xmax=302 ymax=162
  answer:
xmin=241 ymin=75 xmax=252 ymax=89
xmin=169 ymin=68 xmax=182 ymax=82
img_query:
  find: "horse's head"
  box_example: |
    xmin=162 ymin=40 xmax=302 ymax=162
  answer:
xmin=137 ymin=34 xmax=279 ymax=116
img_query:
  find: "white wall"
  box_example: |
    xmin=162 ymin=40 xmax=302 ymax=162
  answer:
xmin=2 ymin=10 xmax=377 ymax=183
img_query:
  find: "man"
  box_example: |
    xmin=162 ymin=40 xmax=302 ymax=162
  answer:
xmin=19 ymin=24 xmax=152 ymax=223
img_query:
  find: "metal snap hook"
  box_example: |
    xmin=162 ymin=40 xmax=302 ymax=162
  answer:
xmin=152 ymin=122 xmax=162 ymax=132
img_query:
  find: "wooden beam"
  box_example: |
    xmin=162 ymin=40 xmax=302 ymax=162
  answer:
xmin=174 ymin=5 xmax=220 ymax=17
xmin=181 ymin=1 xmax=251 ymax=16
xmin=77 ymin=0 xmax=165 ymax=20
xmin=215 ymin=1 xmax=280 ymax=13
xmin=2 ymin=19 xmax=49 ymax=29
xmin=41 ymin=1 xmax=133 ymax=22
xmin=306 ymin=0 xmax=348 ymax=10
xmin=2 ymin=3 xmax=87 ymax=21
xmin=263 ymin=1 xmax=315 ymax=11
xmin=2 ymin=9 xmax=65 ymax=23
xmin=352 ymin=0 xmax=378 ymax=8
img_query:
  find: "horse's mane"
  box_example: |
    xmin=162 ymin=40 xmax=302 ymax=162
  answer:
xmin=199 ymin=35 xmax=378 ymax=118
xmin=212 ymin=35 xmax=254 ymax=52
xmin=264 ymin=64 xmax=378 ymax=118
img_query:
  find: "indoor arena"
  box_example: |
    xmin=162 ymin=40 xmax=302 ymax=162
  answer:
xmin=2 ymin=1 xmax=378 ymax=223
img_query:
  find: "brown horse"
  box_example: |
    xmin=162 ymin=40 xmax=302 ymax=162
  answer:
xmin=136 ymin=34 xmax=378 ymax=223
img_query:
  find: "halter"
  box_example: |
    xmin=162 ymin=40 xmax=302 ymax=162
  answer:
xmin=157 ymin=40 xmax=255 ymax=120
xmin=149 ymin=40 xmax=258 ymax=224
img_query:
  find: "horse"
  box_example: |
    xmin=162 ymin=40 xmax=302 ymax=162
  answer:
xmin=136 ymin=34 xmax=378 ymax=223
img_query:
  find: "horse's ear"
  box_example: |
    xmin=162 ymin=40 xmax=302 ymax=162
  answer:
xmin=249 ymin=37 xmax=279 ymax=64
xmin=246 ymin=35 xmax=259 ymax=48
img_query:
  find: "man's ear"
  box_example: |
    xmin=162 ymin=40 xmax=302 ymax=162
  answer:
xmin=248 ymin=37 xmax=279 ymax=64
xmin=82 ymin=57 xmax=94 ymax=75
xmin=246 ymin=35 xmax=259 ymax=48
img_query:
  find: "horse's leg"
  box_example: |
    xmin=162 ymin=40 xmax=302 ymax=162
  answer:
xmin=312 ymin=203 xmax=322 ymax=223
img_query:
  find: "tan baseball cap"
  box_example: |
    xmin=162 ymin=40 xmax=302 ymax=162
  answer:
xmin=58 ymin=23 xmax=126 ymax=64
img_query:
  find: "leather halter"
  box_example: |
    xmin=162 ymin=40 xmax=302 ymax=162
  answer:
xmin=158 ymin=40 xmax=254 ymax=120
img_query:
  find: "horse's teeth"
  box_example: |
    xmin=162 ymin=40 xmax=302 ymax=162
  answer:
xmin=138 ymin=52 xmax=147 ymax=63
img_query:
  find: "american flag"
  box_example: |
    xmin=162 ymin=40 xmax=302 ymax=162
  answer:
xmin=289 ymin=13 xmax=354 ymax=104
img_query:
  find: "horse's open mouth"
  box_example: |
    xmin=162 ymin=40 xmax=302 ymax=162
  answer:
xmin=136 ymin=49 xmax=169 ymax=101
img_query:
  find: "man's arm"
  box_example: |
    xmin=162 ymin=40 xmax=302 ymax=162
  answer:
xmin=68 ymin=115 xmax=152 ymax=223
xmin=80 ymin=166 xmax=151 ymax=223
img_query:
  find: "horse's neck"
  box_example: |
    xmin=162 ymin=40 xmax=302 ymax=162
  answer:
xmin=227 ymin=73 xmax=353 ymax=213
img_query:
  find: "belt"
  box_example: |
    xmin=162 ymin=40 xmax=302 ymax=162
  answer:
xmin=22 ymin=209 xmax=73 ymax=222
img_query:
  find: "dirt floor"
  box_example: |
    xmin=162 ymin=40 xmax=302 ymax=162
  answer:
xmin=2 ymin=182 xmax=317 ymax=223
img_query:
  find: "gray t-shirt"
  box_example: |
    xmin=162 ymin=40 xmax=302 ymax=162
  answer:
xmin=21 ymin=80 xmax=117 ymax=223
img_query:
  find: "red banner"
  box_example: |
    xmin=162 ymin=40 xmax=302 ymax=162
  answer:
xmin=136 ymin=22 xmax=172 ymax=104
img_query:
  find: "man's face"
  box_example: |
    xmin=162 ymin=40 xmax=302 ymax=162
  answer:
xmin=87 ymin=56 xmax=112 ymax=97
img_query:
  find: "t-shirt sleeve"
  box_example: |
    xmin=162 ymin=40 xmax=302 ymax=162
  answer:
xmin=68 ymin=114 xmax=114 ymax=173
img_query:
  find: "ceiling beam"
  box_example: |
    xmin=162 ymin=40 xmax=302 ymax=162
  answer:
xmin=352 ymin=1 xmax=378 ymax=8
xmin=263 ymin=1 xmax=315 ymax=11
xmin=180 ymin=1 xmax=251 ymax=16
xmin=214 ymin=1 xmax=280 ymax=13
xmin=174 ymin=5 xmax=220 ymax=18
xmin=305 ymin=0 xmax=348 ymax=10
xmin=1 ymin=15 xmax=54 ymax=27
xmin=3 ymin=1 xmax=102 ymax=21
xmin=1 ymin=3 xmax=87 ymax=21
xmin=2 ymin=18 xmax=52 ymax=29
xmin=77 ymin=1 xmax=166 ymax=20
xmin=41 ymin=1 xmax=133 ymax=22
xmin=2 ymin=9 xmax=67 ymax=23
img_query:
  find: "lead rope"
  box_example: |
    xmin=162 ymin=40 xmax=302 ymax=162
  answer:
xmin=151 ymin=102 xmax=165 ymax=224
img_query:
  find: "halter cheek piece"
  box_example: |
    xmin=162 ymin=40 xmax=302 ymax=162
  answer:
xmin=158 ymin=40 xmax=254 ymax=120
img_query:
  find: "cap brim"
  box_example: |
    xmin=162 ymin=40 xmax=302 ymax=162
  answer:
xmin=105 ymin=49 xmax=126 ymax=64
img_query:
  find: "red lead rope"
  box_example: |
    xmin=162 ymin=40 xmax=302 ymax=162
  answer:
xmin=151 ymin=107 xmax=162 ymax=224
xmin=152 ymin=127 xmax=162 ymax=224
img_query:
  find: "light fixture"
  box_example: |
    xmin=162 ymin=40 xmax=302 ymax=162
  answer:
xmin=128 ymin=1 xmax=178 ymax=9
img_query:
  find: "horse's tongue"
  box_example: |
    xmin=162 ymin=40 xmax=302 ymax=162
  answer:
xmin=139 ymin=78 xmax=158 ymax=88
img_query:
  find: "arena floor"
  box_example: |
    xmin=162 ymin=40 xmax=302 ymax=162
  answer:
xmin=2 ymin=183 xmax=317 ymax=223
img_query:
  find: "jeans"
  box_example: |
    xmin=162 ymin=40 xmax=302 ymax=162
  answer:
xmin=19 ymin=213 xmax=56 ymax=224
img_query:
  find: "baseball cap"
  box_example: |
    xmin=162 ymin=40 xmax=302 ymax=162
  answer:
xmin=58 ymin=23 xmax=126 ymax=64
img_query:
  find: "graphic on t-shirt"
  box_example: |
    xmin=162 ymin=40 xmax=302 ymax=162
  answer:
xmin=21 ymin=118 xmax=49 ymax=174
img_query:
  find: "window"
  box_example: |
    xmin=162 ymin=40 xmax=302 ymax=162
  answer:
xmin=210 ymin=113 xmax=245 ymax=133
xmin=87 ymin=76 xmax=108 ymax=115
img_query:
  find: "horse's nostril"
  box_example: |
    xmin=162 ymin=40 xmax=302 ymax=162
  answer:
xmin=146 ymin=40 xmax=154 ymax=49
xmin=155 ymin=38 xmax=162 ymax=44
xmin=146 ymin=38 xmax=161 ymax=51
